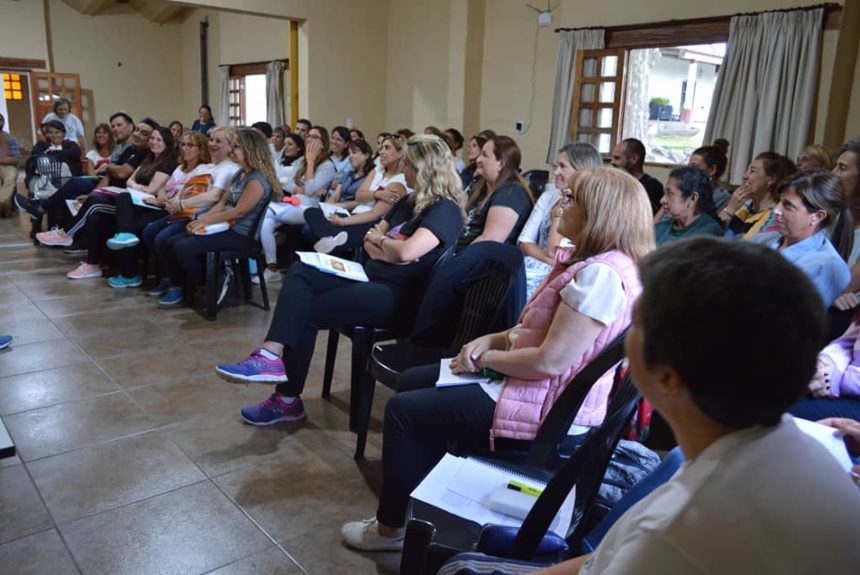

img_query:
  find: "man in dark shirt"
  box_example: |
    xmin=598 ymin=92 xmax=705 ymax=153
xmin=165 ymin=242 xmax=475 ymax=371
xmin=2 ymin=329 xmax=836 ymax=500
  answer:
xmin=611 ymin=138 xmax=664 ymax=214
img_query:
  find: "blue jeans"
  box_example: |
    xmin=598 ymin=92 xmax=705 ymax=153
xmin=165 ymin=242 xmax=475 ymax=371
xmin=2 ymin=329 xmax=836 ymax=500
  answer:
xmin=789 ymin=397 xmax=860 ymax=422
xmin=143 ymin=216 xmax=188 ymax=280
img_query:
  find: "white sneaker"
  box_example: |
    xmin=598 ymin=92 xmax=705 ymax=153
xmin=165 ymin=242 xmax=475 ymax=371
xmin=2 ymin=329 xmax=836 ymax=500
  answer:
xmin=252 ymin=268 xmax=282 ymax=285
xmin=314 ymin=231 xmax=349 ymax=254
xmin=341 ymin=518 xmax=404 ymax=552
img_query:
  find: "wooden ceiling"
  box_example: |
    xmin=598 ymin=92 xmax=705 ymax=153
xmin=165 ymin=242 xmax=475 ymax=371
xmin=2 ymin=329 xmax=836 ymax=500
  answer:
xmin=59 ymin=0 xmax=190 ymax=24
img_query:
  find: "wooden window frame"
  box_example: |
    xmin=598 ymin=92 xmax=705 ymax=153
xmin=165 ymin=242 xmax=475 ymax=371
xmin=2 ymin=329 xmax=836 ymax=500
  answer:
xmin=226 ymin=60 xmax=289 ymax=126
xmin=569 ymin=49 xmax=626 ymax=156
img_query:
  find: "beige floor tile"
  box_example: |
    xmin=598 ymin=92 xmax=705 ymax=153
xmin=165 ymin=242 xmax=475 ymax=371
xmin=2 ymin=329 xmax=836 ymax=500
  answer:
xmin=0 ymin=465 xmax=53 ymax=544
xmin=28 ymin=430 xmax=206 ymax=524
xmin=0 ymin=529 xmax=80 ymax=575
xmin=205 ymin=546 xmax=305 ymax=575
xmin=0 ymin=339 xmax=90 ymax=379
xmin=3 ymin=392 xmax=156 ymax=461
xmin=0 ymin=363 xmax=120 ymax=416
xmin=60 ymin=481 xmax=271 ymax=575
xmin=96 ymin=345 xmax=220 ymax=389
xmin=0 ymin=300 xmax=46 ymax=323
xmin=0 ymin=318 xmax=65 ymax=346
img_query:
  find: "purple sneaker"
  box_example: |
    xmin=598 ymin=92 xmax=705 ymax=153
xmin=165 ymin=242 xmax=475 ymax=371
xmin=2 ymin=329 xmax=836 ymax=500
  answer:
xmin=215 ymin=348 xmax=288 ymax=384
xmin=241 ymin=394 xmax=305 ymax=425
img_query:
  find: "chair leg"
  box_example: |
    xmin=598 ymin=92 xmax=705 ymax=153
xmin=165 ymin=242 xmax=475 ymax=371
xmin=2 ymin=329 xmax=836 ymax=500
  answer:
xmin=322 ymin=329 xmax=339 ymax=399
xmin=351 ymin=328 xmax=376 ymax=460
xmin=205 ymin=251 xmax=218 ymax=321
xmin=239 ymin=258 xmax=253 ymax=301
xmin=256 ymin=256 xmax=270 ymax=310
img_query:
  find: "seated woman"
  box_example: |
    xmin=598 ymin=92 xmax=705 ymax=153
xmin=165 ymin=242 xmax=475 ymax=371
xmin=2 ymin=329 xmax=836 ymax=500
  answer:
xmin=751 ymin=171 xmax=852 ymax=307
xmin=168 ymin=121 xmax=184 ymax=142
xmin=687 ymin=145 xmax=731 ymax=210
xmin=796 ymin=144 xmax=834 ymax=172
xmin=444 ymin=128 xmax=466 ymax=174
xmin=718 ymin=151 xmax=795 ymax=239
xmin=214 ymin=135 xmax=466 ymax=424
xmin=519 ymin=142 xmax=602 ymax=299
xmin=32 ymin=119 xmax=83 ymax=177
xmin=84 ymin=123 xmax=114 ymax=176
xmin=459 ymin=133 xmax=488 ymax=191
xmin=457 ymin=135 xmax=534 ymax=253
xmin=275 ymin=133 xmax=304 ymax=188
xmin=654 ymin=166 xmax=723 ymax=246
xmin=827 ymin=141 xmax=860 ymax=311
xmin=191 ymin=105 xmax=216 ymax=136
xmin=340 ymin=167 xmax=654 ymax=551
xmin=303 ymin=135 xmax=407 ymax=254
xmin=145 ymin=127 xmax=241 ymax=296
xmin=329 ymin=126 xmax=351 ymax=174
xmin=157 ymin=128 xmax=280 ymax=306
xmin=105 ymin=130 xmax=213 ymax=288
xmin=65 ymin=125 xmax=176 ymax=280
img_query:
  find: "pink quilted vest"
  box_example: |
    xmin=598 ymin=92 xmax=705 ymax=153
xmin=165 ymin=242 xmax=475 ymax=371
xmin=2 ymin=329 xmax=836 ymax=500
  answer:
xmin=489 ymin=249 xmax=640 ymax=445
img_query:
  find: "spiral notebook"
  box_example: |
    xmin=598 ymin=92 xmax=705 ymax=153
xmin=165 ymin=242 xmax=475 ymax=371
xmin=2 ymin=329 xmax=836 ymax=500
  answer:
xmin=410 ymin=453 xmax=575 ymax=533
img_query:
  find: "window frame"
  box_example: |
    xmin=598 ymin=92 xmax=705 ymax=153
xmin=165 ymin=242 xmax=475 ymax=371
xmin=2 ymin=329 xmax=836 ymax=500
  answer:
xmin=568 ymin=48 xmax=627 ymax=158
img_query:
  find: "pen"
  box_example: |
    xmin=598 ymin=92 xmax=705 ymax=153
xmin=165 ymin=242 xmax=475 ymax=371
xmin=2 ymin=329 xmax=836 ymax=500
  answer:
xmin=507 ymin=480 xmax=543 ymax=497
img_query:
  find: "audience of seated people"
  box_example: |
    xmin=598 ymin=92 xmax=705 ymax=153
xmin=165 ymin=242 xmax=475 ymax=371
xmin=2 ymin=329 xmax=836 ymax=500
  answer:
xmin=339 ymin=166 xmax=653 ymax=551
xmin=519 ymin=142 xmax=602 ymax=299
xmin=6 ymin=104 xmax=860 ymax=574
xmin=302 ymin=134 xmax=407 ymax=257
xmin=439 ymin=238 xmax=860 ymax=574
xmin=654 ymin=166 xmax=723 ymax=246
xmin=156 ymin=127 xmax=281 ymax=306
xmin=214 ymin=134 xmax=467 ymax=425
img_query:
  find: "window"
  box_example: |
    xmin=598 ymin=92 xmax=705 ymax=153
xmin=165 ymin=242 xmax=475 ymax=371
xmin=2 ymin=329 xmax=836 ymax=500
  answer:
xmin=571 ymin=43 xmax=725 ymax=164
xmin=2 ymin=73 xmax=23 ymax=101
xmin=227 ymin=63 xmax=276 ymax=126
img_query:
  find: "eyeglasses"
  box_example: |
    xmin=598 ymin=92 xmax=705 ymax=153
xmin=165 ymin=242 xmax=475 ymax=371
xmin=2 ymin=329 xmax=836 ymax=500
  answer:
xmin=180 ymin=142 xmax=199 ymax=148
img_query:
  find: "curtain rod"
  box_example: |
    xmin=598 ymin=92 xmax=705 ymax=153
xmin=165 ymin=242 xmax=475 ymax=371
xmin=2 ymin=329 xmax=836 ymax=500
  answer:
xmin=554 ymin=3 xmax=841 ymax=33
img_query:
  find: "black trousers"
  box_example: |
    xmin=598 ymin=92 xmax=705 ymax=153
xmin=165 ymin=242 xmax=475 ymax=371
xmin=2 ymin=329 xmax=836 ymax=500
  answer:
xmin=163 ymin=230 xmax=257 ymax=287
xmin=79 ymin=194 xmax=116 ymax=266
xmin=265 ymin=261 xmax=418 ymax=396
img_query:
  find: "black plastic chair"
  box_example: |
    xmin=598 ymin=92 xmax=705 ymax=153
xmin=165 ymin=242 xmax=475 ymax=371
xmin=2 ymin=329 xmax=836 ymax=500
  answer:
xmin=202 ymin=205 xmax=271 ymax=321
xmin=26 ymin=156 xmax=72 ymax=243
xmin=522 ymin=169 xmax=549 ymax=198
xmin=344 ymin=243 xmax=524 ymax=460
xmin=400 ymin=351 xmax=639 ymax=575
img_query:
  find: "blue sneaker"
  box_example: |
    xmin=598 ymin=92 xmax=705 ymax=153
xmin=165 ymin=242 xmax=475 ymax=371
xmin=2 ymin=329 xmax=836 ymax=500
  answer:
xmin=158 ymin=287 xmax=184 ymax=307
xmin=241 ymin=394 xmax=305 ymax=425
xmin=215 ymin=348 xmax=288 ymax=383
xmin=0 ymin=335 xmax=12 ymax=350
xmin=106 ymin=232 xmax=140 ymax=250
xmin=147 ymin=279 xmax=171 ymax=297
xmin=107 ymin=275 xmax=143 ymax=289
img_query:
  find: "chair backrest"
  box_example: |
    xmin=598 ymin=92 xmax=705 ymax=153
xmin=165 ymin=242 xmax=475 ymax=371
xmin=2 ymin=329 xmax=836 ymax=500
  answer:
xmin=409 ymin=242 xmax=524 ymax=349
xmin=509 ymin=369 xmax=641 ymax=559
xmin=522 ymin=169 xmax=549 ymax=198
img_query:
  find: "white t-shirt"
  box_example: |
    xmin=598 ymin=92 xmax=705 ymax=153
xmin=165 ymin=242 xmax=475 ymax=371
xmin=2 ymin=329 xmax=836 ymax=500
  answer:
xmin=210 ymin=160 xmax=241 ymax=191
xmin=85 ymin=149 xmax=111 ymax=170
xmin=351 ymin=166 xmax=409 ymax=214
xmin=581 ymin=417 xmax=860 ymax=575
xmin=479 ymin=262 xmax=624 ymax=407
xmin=165 ymin=163 xmax=214 ymax=198
xmin=517 ymin=183 xmax=573 ymax=251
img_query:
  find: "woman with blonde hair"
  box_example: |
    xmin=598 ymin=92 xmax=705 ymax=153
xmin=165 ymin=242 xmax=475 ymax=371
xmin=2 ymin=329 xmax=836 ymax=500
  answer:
xmin=215 ymin=134 xmax=467 ymax=425
xmin=796 ymin=144 xmax=834 ymax=172
xmin=157 ymin=128 xmax=280 ymax=306
xmin=340 ymin=166 xmax=655 ymax=552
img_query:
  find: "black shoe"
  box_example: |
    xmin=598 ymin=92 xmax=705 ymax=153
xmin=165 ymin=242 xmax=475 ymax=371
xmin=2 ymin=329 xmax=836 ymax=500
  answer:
xmin=62 ymin=242 xmax=88 ymax=256
xmin=13 ymin=193 xmax=43 ymax=220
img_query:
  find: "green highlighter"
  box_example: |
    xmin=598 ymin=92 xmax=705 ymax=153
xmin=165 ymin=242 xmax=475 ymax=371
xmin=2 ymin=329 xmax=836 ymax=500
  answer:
xmin=506 ymin=479 xmax=543 ymax=498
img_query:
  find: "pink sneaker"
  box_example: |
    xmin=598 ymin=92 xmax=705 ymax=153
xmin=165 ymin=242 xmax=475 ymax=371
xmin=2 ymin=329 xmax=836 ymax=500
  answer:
xmin=67 ymin=263 xmax=102 ymax=280
xmin=36 ymin=227 xmax=73 ymax=247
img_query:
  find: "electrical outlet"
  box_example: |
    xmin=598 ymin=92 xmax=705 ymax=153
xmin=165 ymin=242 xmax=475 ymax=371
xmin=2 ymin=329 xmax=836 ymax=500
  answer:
xmin=515 ymin=121 xmax=525 ymax=134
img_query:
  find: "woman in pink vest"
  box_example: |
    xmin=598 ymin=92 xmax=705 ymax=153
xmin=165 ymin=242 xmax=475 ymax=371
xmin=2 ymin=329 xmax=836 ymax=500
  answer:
xmin=342 ymin=167 xmax=655 ymax=552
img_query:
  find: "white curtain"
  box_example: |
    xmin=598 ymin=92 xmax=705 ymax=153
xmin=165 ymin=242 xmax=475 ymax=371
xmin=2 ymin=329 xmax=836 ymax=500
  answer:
xmin=547 ymin=29 xmax=604 ymax=163
xmin=704 ymin=9 xmax=823 ymax=184
xmin=217 ymin=65 xmax=230 ymax=127
xmin=266 ymin=61 xmax=285 ymax=128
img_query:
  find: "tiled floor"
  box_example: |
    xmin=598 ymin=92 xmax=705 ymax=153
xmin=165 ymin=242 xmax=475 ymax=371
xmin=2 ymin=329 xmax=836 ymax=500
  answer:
xmin=0 ymin=216 xmax=398 ymax=574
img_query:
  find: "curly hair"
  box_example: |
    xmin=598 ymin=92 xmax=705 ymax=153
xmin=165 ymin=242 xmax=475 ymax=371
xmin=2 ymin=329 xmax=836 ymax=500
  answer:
xmin=404 ymin=135 xmax=466 ymax=217
xmin=234 ymin=128 xmax=283 ymax=201
xmin=180 ymin=130 xmax=211 ymax=168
